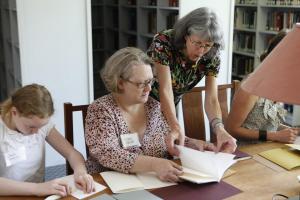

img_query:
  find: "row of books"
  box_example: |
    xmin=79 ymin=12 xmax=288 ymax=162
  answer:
xmin=236 ymin=0 xmax=257 ymax=4
xmin=235 ymin=9 xmax=257 ymax=29
xmin=232 ymin=55 xmax=254 ymax=76
xmin=91 ymin=7 xmax=104 ymax=27
xmin=166 ymin=13 xmax=178 ymax=29
xmin=266 ymin=11 xmax=300 ymax=31
xmin=233 ymin=32 xmax=256 ymax=52
xmin=169 ymin=0 xmax=179 ymax=7
xmin=266 ymin=0 xmax=300 ymax=5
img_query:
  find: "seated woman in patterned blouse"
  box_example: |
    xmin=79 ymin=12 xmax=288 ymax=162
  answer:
xmin=85 ymin=47 xmax=215 ymax=182
xmin=226 ymin=30 xmax=299 ymax=144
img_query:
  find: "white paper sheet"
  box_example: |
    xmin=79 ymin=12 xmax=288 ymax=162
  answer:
xmin=177 ymin=145 xmax=236 ymax=183
xmin=45 ymin=175 xmax=106 ymax=200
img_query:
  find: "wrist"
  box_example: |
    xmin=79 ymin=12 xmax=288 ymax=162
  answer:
xmin=258 ymin=130 xmax=267 ymax=141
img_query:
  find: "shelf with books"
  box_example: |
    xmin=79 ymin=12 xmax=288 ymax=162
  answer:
xmin=233 ymin=0 xmax=300 ymax=125
xmin=0 ymin=0 xmax=21 ymax=100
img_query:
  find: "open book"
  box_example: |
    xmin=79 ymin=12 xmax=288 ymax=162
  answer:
xmin=100 ymin=171 xmax=176 ymax=193
xmin=177 ymin=146 xmax=237 ymax=184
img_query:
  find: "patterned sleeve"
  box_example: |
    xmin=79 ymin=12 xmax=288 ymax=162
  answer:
xmin=147 ymin=33 xmax=172 ymax=67
xmin=203 ymin=54 xmax=221 ymax=77
xmin=85 ymin=102 xmax=138 ymax=173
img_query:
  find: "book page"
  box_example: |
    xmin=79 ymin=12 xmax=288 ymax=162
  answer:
xmin=101 ymin=171 xmax=144 ymax=193
xmin=53 ymin=175 xmax=106 ymax=199
xmin=180 ymin=167 xmax=218 ymax=184
xmin=177 ymin=146 xmax=236 ymax=183
xmin=136 ymin=172 xmax=177 ymax=189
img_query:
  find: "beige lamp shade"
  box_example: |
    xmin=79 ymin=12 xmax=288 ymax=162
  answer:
xmin=242 ymin=23 xmax=300 ymax=105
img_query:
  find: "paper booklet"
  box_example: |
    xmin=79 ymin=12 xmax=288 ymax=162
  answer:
xmin=44 ymin=175 xmax=106 ymax=200
xmin=100 ymin=171 xmax=177 ymax=194
xmin=177 ymin=145 xmax=237 ymax=184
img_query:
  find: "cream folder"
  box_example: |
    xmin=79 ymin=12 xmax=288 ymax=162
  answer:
xmin=100 ymin=171 xmax=176 ymax=193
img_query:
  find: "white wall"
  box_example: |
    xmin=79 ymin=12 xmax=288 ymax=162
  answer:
xmin=178 ymin=0 xmax=235 ymax=140
xmin=17 ymin=0 xmax=93 ymax=167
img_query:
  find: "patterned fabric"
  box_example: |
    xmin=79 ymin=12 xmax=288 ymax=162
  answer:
xmin=147 ymin=29 xmax=221 ymax=105
xmin=242 ymin=98 xmax=287 ymax=132
xmin=85 ymin=94 xmax=170 ymax=174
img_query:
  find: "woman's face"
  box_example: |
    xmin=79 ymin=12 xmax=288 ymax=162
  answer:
xmin=11 ymin=109 xmax=49 ymax=135
xmin=185 ymin=34 xmax=214 ymax=62
xmin=120 ymin=63 xmax=154 ymax=104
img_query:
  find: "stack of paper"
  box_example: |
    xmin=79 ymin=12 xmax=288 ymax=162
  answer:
xmin=100 ymin=171 xmax=176 ymax=193
xmin=177 ymin=146 xmax=237 ymax=184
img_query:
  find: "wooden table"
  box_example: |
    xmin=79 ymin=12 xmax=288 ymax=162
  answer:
xmin=1 ymin=142 xmax=300 ymax=200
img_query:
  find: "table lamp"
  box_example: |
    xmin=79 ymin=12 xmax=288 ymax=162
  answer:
xmin=242 ymin=23 xmax=300 ymax=200
xmin=242 ymin=23 xmax=300 ymax=105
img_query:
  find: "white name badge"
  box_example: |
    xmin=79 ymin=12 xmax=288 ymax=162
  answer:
xmin=4 ymin=146 xmax=27 ymax=167
xmin=120 ymin=133 xmax=141 ymax=149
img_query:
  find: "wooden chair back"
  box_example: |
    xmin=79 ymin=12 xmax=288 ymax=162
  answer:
xmin=182 ymin=80 xmax=240 ymax=141
xmin=64 ymin=102 xmax=89 ymax=175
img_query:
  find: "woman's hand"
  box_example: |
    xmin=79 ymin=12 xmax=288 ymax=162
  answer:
xmin=151 ymin=158 xmax=183 ymax=182
xmin=271 ymin=128 xmax=299 ymax=143
xmin=165 ymin=127 xmax=185 ymax=157
xmin=34 ymin=179 xmax=71 ymax=197
xmin=215 ymin=127 xmax=237 ymax=153
xmin=74 ymin=171 xmax=95 ymax=194
xmin=186 ymin=137 xmax=217 ymax=152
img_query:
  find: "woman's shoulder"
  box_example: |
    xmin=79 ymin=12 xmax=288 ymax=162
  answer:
xmin=146 ymin=97 xmax=164 ymax=117
xmin=89 ymin=94 xmax=114 ymax=111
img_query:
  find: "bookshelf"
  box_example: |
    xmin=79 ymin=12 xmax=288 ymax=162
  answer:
xmin=0 ymin=0 xmax=21 ymax=101
xmin=233 ymin=0 xmax=300 ymax=126
xmin=91 ymin=0 xmax=179 ymax=99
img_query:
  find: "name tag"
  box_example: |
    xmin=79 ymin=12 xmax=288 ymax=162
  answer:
xmin=120 ymin=133 xmax=141 ymax=149
xmin=4 ymin=146 xmax=27 ymax=167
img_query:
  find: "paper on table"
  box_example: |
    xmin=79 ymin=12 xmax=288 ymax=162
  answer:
xmin=57 ymin=175 xmax=106 ymax=199
xmin=259 ymin=148 xmax=300 ymax=170
xmin=101 ymin=171 xmax=176 ymax=193
xmin=177 ymin=145 xmax=236 ymax=184
xmin=136 ymin=172 xmax=176 ymax=189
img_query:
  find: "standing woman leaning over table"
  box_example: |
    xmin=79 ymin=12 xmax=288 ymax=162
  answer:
xmin=147 ymin=7 xmax=237 ymax=155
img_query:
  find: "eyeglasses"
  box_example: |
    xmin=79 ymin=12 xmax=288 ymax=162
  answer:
xmin=188 ymin=36 xmax=214 ymax=51
xmin=124 ymin=78 xmax=155 ymax=89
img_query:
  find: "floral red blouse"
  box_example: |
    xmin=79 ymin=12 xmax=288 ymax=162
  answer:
xmin=85 ymin=94 xmax=170 ymax=174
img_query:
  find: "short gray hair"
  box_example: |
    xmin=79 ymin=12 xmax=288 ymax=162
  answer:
xmin=173 ymin=7 xmax=224 ymax=58
xmin=100 ymin=47 xmax=153 ymax=93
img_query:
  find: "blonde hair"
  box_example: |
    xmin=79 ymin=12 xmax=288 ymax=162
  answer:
xmin=100 ymin=47 xmax=153 ymax=93
xmin=0 ymin=84 xmax=54 ymax=119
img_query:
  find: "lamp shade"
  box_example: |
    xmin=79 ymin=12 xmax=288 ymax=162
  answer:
xmin=242 ymin=23 xmax=300 ymax=105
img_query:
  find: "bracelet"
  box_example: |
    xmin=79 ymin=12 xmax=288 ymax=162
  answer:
xmin=259 ymin=130 xmax=267 ymax=141
xmin=213 ymin=122 xmax=224 ymax=130
xmin=210 ymin=117 xmax=223 ymax=128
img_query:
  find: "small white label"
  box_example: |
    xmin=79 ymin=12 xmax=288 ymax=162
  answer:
xmin=4 ymin=146 xmax=27 ymax=167
xmin=120 ymin=133 xmax=141 ymax=149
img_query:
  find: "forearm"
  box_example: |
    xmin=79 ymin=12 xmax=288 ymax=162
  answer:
xmin=129 ymin=155 xmax=156 ymax=173
xmin=205 ymin=97 xmax=222 ymax=123
xmin=0 ymin=177 xmax=37 ymax=196
xmin=229 ymin=127 xmax=261 ymax=140
xmin=67 ymin=150 xmax=88 ymax=174
xmin=160 ymin=90 xmax=180 ymax=130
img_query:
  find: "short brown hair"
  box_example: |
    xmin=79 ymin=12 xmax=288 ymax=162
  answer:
xmin=0 ymin=84 xmax=54 ymax=119
xmin=100 ymin=47 xmax=153 ymax=93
